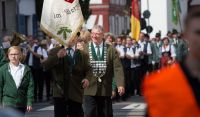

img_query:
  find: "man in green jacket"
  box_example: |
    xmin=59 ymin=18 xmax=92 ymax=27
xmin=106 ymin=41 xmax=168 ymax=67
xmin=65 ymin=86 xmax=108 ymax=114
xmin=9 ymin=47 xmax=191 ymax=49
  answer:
xmin=84 ymin=25 xmax=125 ymax=117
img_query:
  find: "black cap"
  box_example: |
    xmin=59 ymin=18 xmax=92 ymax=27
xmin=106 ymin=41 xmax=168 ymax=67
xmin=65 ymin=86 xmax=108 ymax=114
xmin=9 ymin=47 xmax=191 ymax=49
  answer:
xmin=155 ymin=32 xmax=161 ymax=37
xmin=172 ymin=29 xmax=178 ymax=35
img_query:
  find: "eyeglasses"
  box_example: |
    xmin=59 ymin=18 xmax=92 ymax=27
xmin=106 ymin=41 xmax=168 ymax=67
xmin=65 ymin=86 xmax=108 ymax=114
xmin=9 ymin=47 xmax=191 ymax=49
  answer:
xmin=9 ymin=53 xmax=20 ymax=56
xmin=91 ymin=32 xmax=103 ymax=36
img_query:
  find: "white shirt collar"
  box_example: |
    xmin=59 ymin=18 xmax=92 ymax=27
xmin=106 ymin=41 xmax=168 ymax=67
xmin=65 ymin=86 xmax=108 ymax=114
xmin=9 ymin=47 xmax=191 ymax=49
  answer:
xmin=9 ymin=62 xmax=24 ymax=69
xmin=93 ymin=42 xmax=103 ymax=48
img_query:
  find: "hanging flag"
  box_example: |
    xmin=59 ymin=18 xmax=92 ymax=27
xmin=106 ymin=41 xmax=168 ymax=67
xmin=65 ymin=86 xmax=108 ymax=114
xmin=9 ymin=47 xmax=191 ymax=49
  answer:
xmin=131 ymin=0 xmax=141 ymax=41
xmin=172 ymin=0 xmax=181 ymax=25
xmin=40 ymin=0 xmax=84 ymax=45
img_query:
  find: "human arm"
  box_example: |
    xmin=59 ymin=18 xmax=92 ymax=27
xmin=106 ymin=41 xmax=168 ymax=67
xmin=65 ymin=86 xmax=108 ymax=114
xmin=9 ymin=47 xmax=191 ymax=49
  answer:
xmin=112 ymin=48 xmax=125 ymax=96
xmin=41 ymin=47 xmax=65 ymax=70
xmin=27 ymin=45 xmax=42 ymax=59
xmin=26 ymin=70 xmax=34 ymax=111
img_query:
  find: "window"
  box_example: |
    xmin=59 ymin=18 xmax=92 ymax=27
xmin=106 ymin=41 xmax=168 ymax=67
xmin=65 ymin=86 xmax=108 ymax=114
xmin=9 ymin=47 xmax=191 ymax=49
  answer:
xmin=1 ymin=1 xmax=6 ymax=30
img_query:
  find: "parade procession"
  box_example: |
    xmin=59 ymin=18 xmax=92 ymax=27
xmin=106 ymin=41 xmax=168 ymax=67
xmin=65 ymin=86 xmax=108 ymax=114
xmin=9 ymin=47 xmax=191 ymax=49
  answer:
xmin=0 ymin=0 xmax=200 ymax=117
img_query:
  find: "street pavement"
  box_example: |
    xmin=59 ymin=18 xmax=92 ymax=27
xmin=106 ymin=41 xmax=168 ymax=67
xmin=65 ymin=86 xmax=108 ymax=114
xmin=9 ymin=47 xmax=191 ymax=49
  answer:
xmin=25 ymin=96 xmax=146 ymax=117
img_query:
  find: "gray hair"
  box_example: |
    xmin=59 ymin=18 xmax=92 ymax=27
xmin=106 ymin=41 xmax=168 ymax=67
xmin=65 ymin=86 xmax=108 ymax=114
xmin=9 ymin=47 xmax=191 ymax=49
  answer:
xmin=92 ymin=25 xmax=104 ymax=33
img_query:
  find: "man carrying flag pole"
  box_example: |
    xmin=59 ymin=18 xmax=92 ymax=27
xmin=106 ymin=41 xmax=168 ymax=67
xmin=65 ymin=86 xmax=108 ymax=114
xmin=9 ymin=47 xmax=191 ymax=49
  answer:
xmin=131 ymin=0 xmax=141 ymax=41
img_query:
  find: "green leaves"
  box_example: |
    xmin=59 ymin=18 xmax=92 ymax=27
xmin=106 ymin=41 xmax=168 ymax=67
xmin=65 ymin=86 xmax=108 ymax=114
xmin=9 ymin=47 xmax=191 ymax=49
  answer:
xmin=57 ymin=27 xmax=72 ymax=40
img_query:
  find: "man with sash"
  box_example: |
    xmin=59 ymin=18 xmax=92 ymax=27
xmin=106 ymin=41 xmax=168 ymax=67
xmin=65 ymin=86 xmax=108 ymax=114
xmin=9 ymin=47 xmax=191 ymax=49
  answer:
xmin=143 ymin=4 xmax=200 ymax=117
xmin=84 ymin=25 xmax=125 ymax=117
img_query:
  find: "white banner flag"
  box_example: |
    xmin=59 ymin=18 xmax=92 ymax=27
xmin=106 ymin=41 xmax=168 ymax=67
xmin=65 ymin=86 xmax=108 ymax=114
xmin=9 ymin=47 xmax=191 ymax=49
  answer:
xmin=40 ymin=0 xmax=84 ymax=45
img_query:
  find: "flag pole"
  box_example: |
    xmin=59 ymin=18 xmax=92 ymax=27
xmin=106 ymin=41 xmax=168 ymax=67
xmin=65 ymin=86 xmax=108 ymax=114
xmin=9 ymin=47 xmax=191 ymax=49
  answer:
xmin=147 ymin=0 xmax=150 ymax=35
xmin=177 ymin=0 xmax=183 ymax=33
xmin=177 ymin=12 xmax=183 ymax=33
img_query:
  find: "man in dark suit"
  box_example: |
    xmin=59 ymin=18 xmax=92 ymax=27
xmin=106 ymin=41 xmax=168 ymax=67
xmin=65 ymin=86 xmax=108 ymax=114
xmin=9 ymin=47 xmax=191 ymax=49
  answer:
xmin=42 ymin=46 xmax=69 ymax=117
xmin=84 ymin=25 xmax=125 ymax=117
xmin=42 ymin=41 xmax=89 ymax=117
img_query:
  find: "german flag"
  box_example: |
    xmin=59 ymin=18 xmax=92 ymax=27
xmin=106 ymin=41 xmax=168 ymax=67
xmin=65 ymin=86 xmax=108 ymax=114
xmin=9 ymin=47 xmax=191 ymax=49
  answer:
xmin=131 ymin=0 xmax=140 ymax=41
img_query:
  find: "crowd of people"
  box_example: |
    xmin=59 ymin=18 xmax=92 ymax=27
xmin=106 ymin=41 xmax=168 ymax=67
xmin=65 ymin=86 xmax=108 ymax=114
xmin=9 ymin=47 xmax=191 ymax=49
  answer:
xmin=106 ymin=30 xmax=189 ymax=102
xmin=0 ymin=25 xmax=125 ymax=117
xmin=143 ymin=5 xmax=200 ymax=117
xmin=1 ymin=1 xmax=200 ymax=117
xmin=0 ymin=25 xmax=189 ymax=116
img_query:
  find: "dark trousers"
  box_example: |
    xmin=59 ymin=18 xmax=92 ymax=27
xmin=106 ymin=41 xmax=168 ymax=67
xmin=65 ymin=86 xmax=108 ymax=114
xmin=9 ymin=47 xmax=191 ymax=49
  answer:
xmin=30 ymin=67 xmax=44 ymax=101
xmin=16 ymin=107 xmax=26 ymax=115
xmin=148 ymin=63 xmax=160 ymax=73
xmin=122 ymin=67 xmax=131 ymax=99
xmin=68 ymin=99 xmax=83 ymax=117
xmin=54 ymin=97 xmax=68 ymax=117
xmin=84 ymin=96 xmax=113 ymax=117
xmin=141 ymin=57 xmax=148 ymax=78
xmin=43 ymin=70 xmax=52 ymax=100
xmin=131 ymin=66 xmax=142 ymax=95
xmin=35 ymin=68 xmax=44 ymax=101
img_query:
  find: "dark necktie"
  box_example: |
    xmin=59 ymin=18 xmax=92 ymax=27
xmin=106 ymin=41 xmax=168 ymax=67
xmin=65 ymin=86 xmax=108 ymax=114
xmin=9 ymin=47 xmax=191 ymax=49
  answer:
xmin=96 ymin=45 xmax=100 ymax=60
xmin=67 ymin=48 xmax=72 ymax=58
xmin=144 ymin=43 xmax=148 ymax=53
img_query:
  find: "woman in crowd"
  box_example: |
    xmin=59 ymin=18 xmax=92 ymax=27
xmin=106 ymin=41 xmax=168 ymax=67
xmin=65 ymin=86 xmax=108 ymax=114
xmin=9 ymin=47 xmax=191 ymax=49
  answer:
xmin=160 ymin=37 xmax=176 ymax=67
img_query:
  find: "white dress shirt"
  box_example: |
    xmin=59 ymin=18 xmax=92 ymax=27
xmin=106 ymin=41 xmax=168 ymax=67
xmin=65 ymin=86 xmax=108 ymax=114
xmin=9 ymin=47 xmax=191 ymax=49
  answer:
xmin=9 ymin=63 xmax=25 ymax=88
xmin=126 ymin=46 xmax=134 ymax=57
xmin=28 ymin=44 xmax=43 ymax=66
xmin=161 ymin=45 xmax=176 ymax=57
xmin=115 ymin=45 xmax=125 ymax=57
xmin=138 ymin=41 xmax=152 ymax=54
xmin=38 ymin=48 xmax=48 ymax=58
xmin=65 ymin=46 xmax=75 ymax=57
xmin=131 ymin=46 xmax=142 ymax=68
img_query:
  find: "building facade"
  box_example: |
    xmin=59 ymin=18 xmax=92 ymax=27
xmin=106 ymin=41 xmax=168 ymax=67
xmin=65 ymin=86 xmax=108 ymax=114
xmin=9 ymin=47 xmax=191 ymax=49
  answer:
xmin=0 ymin=0 xmax=17 ymax=39
xmin=85 ymin=0 xmax=130 ymax=36
xmin=18 ymin=0 xmax=37 ymax=37
xmin=0 ymin=0 xmax=37 ymax=40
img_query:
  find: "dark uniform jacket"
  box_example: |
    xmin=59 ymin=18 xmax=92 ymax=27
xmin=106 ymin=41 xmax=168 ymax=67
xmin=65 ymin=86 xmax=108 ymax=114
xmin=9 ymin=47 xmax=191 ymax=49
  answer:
xmin=84 ymin=43 xmax=125 ymax=96
xmin=42 ymin=47 xmax=90 ymax=103
xmin=42 ymin=47 xmax=69 ymax=99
